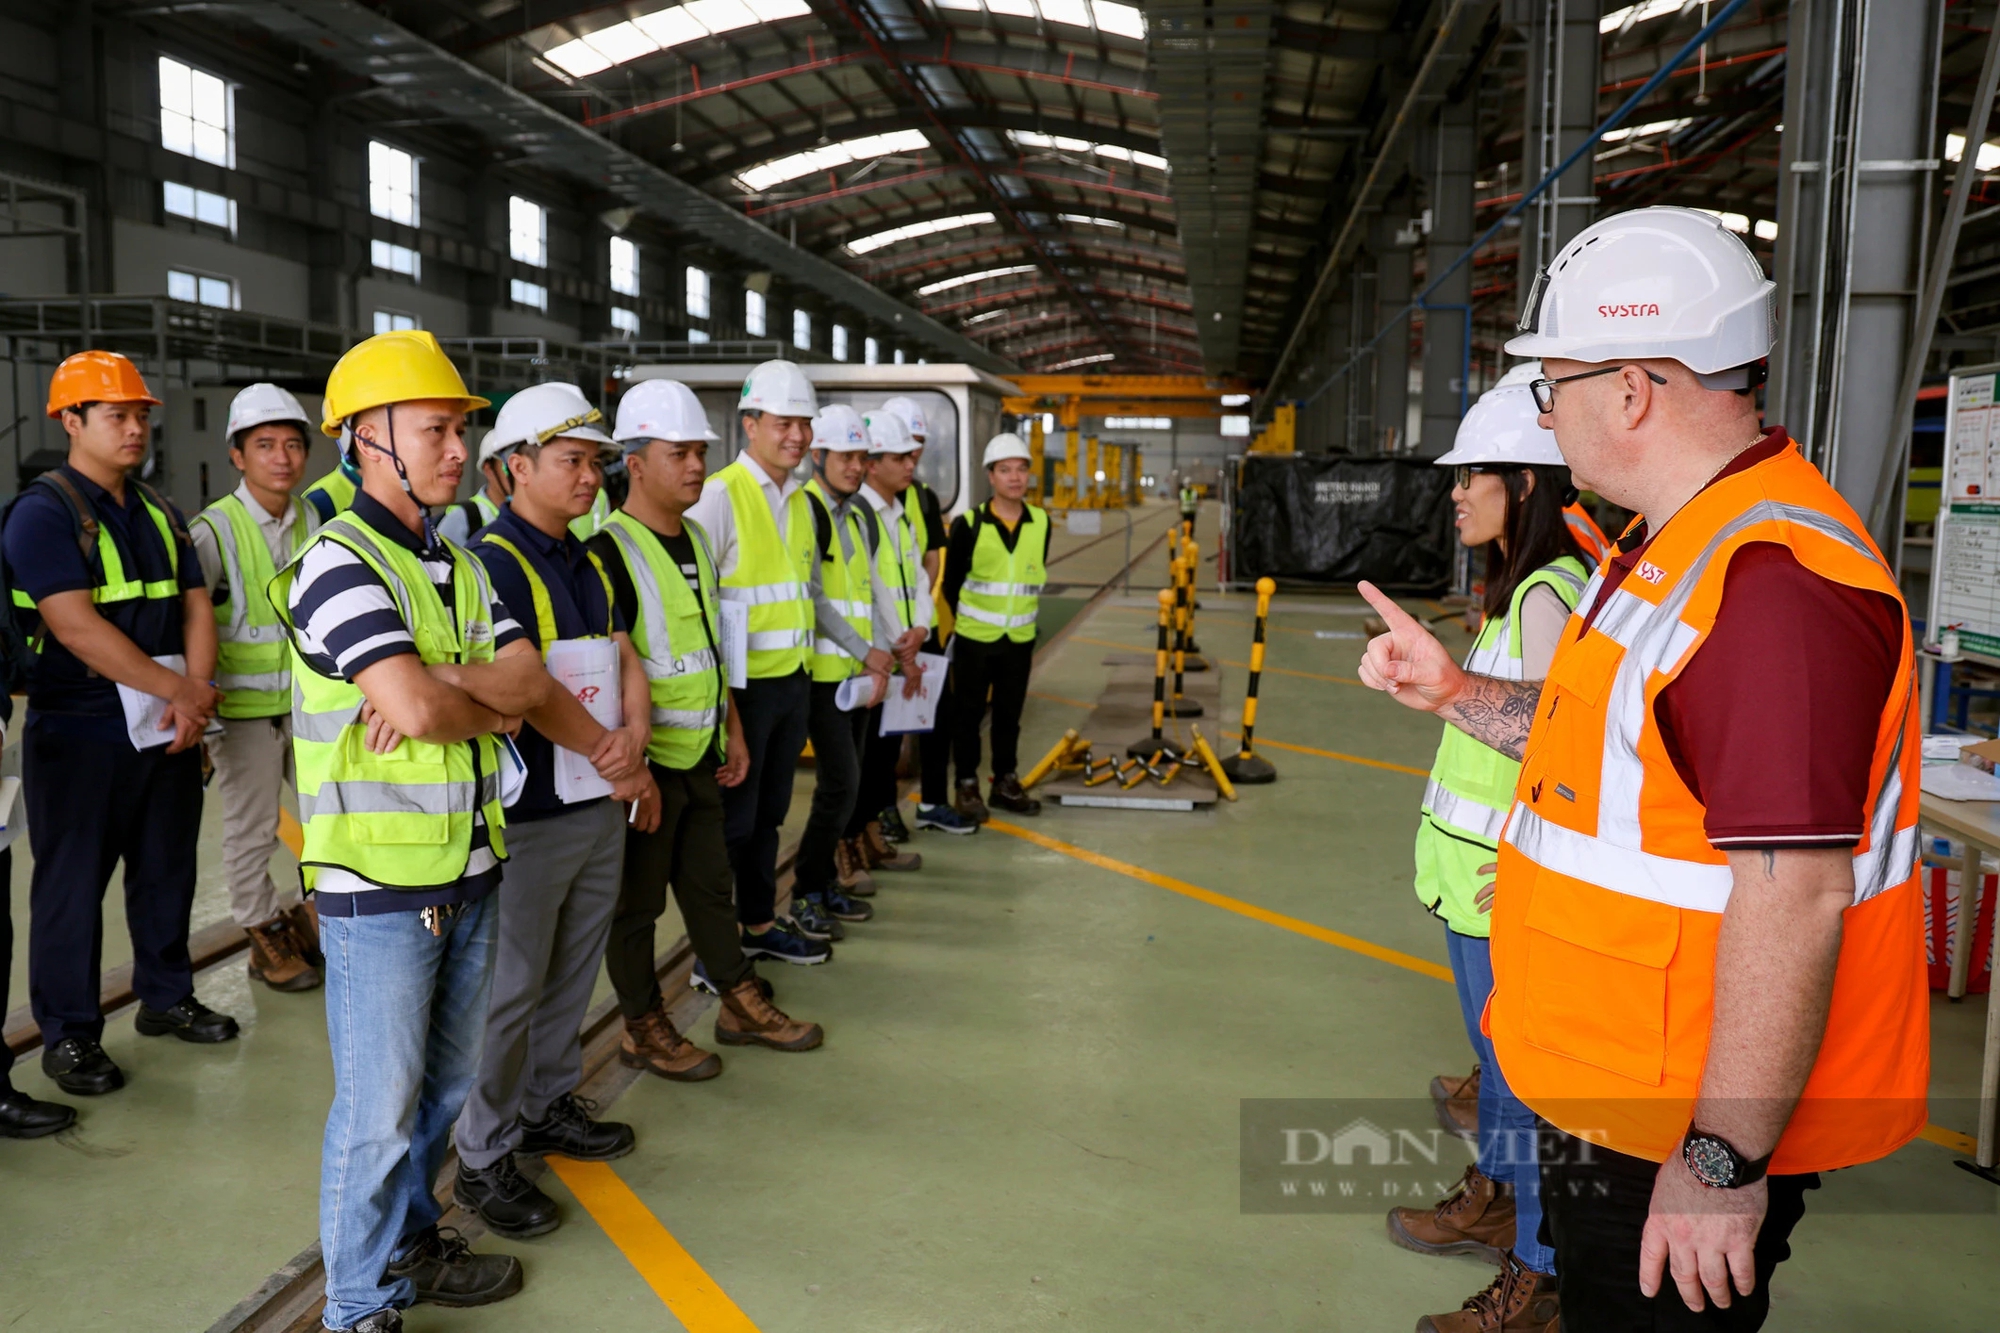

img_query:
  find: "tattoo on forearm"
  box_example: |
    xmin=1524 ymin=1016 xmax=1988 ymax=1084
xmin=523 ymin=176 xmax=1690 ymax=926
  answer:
xmin=1762 ymin=849 xmax=1777 ymax=878
xmin=1441 ymin=675 xmax=1543 ymax=762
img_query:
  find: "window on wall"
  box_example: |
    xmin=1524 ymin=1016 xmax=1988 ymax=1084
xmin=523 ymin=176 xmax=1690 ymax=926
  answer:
xmin=371 ymin=239 xmax=421 ymax=282
xmin=373 ymin=310 xmax=419 ymax=334
xmin=509 ymin=196 xmax=547 ymax=267
xmin=687 ymin=328 xmax=710 ymax=344
xmin=369 ymin=141 xmax=419 ymax=227
xmin=894 ymin=347 xmax=906 ymax=365
xmin=864 ymin=336 xmax=880 ymax=365
xmin=510 ymin=277 xmax=548 ymax=311
xmin=610 ymin=306 xmax=639 ymax=338
xmin=1104 ymin=417 xmax=1170 ymax=430
xmin=744 ymin=287 xmax=767 ymax=336
xmin=158 ymin=56 xmax=232 ymax=167
xmin=793 ymin=308 xmax=812 ymax=351
xmin=610 ymin=236 xmax=640 ymax=297
xmin=163 ymin=182 xmax=235 ymax=234
xmin=169 ymin=268 xmax=237 ymax=310
xmin=1221 ymin=415 xmax=1251 ymax=437
xmin=831 ymin=325 xmax=849 ymax=362
xmin=685 ymin=266 xmax=711 ymax=320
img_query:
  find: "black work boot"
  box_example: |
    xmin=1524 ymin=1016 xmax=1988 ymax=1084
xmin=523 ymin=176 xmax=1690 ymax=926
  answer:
xmin=989 ymin=772 xmax=1042 ymax=816
xmin=385 ymin=1225 xmax=524 ymax=1305
xmin=517 ymin=1092 xmax=636 ymax=1162
xmin=42 ymin=1037 xmax=124 ymax=1096
xmin=134 ymin=997 xmax=239 ymax=1043
xmin=454 ymin=1154 xmax=560 ymax=1238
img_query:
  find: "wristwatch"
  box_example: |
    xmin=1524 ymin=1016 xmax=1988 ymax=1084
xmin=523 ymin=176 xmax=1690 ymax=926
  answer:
xmin=1681 ymin=1128 xmax=1773 ymax=1189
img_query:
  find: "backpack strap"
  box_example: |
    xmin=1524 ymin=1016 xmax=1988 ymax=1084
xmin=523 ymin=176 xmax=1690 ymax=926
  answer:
xmin=129 ymin=479 xmax=192 ymax=548
xmin=31 ymin=470 xmax=98 ymax=565
xmin=806 ymin=489 xmax=834 ymax=563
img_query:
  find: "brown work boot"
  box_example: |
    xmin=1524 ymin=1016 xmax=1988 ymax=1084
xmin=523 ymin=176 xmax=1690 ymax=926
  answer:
xmin=1433 ymin=1065 xmax=1481 ymax=1139
xmin=953 ymin=778 xmax=991 ymax=825
xmin=834 ymin=837 xmax=877 ymax=897
xmin=285 ymin=899 xmax=323 ymax=968
xmin=619 ymin=999 xmax=722 ymax=1081
xmin=863 ymin=820 xmax=922 ymax=872
xmin=1430 ymin=1065 xmax=1480 ymax=1105
xmin=1416 ymin=1254 xmax=1559 ymax=1333
xmin=988 ymin=772 xmax=1042 ymax=816
xmin=245 ymin=915 xmax=321 ymax=993
xmin=713 ymin=977 xmax=824 ymax=1051
xmin=1386 ymin=1164 xmax=1516 ymax=1263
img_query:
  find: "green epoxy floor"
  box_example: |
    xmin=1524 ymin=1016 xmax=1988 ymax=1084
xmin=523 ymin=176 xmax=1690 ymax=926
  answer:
xmin=5 ymin=503 xmax=1999 ymax=1331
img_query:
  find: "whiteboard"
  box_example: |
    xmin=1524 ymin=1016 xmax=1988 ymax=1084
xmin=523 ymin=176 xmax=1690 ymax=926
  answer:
xmin=1927 ymin=363 xmax=2000 ymax=658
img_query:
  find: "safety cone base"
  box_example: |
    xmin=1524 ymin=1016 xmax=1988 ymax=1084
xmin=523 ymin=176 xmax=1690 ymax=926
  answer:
xmin=1220 ymin=752 xmax=1278 ymax=784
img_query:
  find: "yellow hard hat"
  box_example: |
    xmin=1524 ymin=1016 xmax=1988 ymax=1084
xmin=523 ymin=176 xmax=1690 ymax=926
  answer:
xmin=319 ymin=329 xmax=489 ymax=437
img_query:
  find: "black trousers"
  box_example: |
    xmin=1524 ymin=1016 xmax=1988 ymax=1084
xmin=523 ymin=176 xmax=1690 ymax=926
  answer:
xmin=606 ymin=759 xmax=751 ymax=1016
xmin=796 ymin=681 xmax=865 ymax=897
xmin=25 ymin=724 xmax=203 ymax=1045
xmin=1538 ymin=1121 xmax=1817 ymax=1332
xmin=848 ymin=706 xmax=903 ymax=838
xmin=950 ymin=634 xmax=1034 ymax=783
xmin=918 ymin=628 xmax=952 ymax=807
xmin=1 ymin=846 xmax=14 ymax=1087
xmin=719 ymin=670 xmax=810 ymax=928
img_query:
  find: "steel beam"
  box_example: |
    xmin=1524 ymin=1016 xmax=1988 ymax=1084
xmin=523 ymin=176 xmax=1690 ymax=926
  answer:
xmin=1510 ymin=0 xmax=1601 ymax=291
xmin=1420 ymin=97 xmax=1477 ymax=458
xmin=1371 ymin=202 xmax=1414 ymax=453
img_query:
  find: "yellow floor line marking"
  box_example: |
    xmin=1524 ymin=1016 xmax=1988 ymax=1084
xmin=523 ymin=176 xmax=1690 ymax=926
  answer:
xmin=1221 ymin=731 xmax=1429 ymax=778
xmin=987 ymin=818 xmax=1976 ymax=1156
xmin=547 ymin=1157 xmax=763 ymax=1332
xmin=1028 ymin=690 xmax=1097 ymax=709
xmin=278 ymin=808 xmax=304 ymax=858
xmin=984 ymin=818 xmax=1453 ymax=982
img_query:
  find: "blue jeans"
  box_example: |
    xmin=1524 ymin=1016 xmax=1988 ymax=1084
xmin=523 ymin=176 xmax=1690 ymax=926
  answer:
xmin=319 ymin=898 xmax=497 ymax=1329
xmin=1445 ymin=927 xmax=1555 ymax=1276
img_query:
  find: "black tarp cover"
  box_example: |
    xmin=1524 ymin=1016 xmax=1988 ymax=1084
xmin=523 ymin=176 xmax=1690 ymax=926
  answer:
xmin=1232 ymin=455 xmax=1457 ymax=591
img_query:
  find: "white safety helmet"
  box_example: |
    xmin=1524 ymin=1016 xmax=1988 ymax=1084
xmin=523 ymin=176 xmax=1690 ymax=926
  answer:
xmin=880 ymin=395 xmax=929 ymax=442
xmin=1505 ymin=205 xmax=1775 ymax=386
xmin=982 ymin=432 xmax=1031 ymax=467
xmin=1436 ymin=367 xmax=1566 ymax=469
xmin=739 ymin=359 xmax=817 ymax=418
xmin=615 ymin=378 xmax=717 ymax=449
xmin=482 ymin=382 xmax=614 ymax=465
xmin=812 ymin=403 xmax=871 ymax=453
xmin=863 ymin=409 xmax=919 ymax=455
xmin=225 ymin=383 xmax=311 ymax=444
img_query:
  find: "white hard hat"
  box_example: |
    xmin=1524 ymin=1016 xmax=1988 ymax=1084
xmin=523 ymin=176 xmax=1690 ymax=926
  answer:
xmin=482 ymin=382 xmax=614 ymax=465
xmin=1437 ymin=378 xmax=1566 ymax=469
xmin=226 ymin=383 xmax=310 ymax=443
xmin=739 ymin=359 xmax=817 ymax=418
xmin=1493 ymin=361 xmax=1543 ymax=391
xmin=880 ymin=394 xmax=929 ymax=440
xmin=1506 ymin=206 xmax=1775 ymax=384
xmin=812 ymin=403 xmax=871 ymax=453
xmin=863 ymin=409 xmax=918 ymax=455
xmin=615 ymin=378 xmax=717 ymax=449
xmin=982 ymin=432 xmax=1031 ymax=467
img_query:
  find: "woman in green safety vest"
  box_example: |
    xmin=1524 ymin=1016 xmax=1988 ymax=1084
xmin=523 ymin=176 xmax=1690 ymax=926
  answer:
xmin=1385 ymin=370 xmax=1588 ymax=1330
xmin=190 ymin=383 xmax=323 ymax=994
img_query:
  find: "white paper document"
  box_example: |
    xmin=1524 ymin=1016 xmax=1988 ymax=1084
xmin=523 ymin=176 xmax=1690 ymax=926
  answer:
xmin=835 ymin=674 xmax=883 ymax=712
xmin=0 ymin=775 xmax=21 ymax=853
xmin=496 ymin=734 xmax=529 ymax=808
xmin=546 ymin=638 xmax=621 ymax=804
xmin=1920 ymin=762 xmax=2000 ymax=802
xmin=718 ymin=601 xmax=750 ymax=689
xmin=879 ymin=652 xmax=948 ymax=735
xmin=117 ymin=654 xmax=185 ymax=751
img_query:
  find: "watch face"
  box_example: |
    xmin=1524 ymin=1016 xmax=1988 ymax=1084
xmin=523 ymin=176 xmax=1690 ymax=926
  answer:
xmin=1685 ymin=1134 xmax=1738 ymax=1188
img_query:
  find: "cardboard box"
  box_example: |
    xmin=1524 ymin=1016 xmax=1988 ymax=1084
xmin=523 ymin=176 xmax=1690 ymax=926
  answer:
xmin=1959 ymin=739 xmax=2000 ymax=774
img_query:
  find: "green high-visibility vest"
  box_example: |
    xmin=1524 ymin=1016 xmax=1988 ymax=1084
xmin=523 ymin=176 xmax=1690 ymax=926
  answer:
xmin=472 ymin=531 xmax=615 ymax=650
xmin=568 ymin=488 xmax=611 ymax=542
xmin=901 ymin=482 xmax=937 ymax=553
xmin=302 ymin=465 xmax=357 ymax=521
xmin=7 ymin=475 xmax=184 ymax=619
xmin=955 ymin=502 xmax=1046 ymax=645
xmin=804 ymin=479 xmax=873 ymax=683
xmin=597 ymin=510 xmax=728 ymax=770
xmin=865 ymin=488 xmax=922 ymax=634
xmin=714 ymin=460 xmax=814 ymax=678
xmin=271 ymin=511 xmax=509 ymax=891
xmin=1413 ymin=556 xmax=1588 ymax=937
xmin=192 ymin=491 xmax=315 ymax=718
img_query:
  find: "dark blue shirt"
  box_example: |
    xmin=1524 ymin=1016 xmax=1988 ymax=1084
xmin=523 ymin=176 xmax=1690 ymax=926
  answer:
xmin=472 ymin=503 xmax=626 ymax=824
xmin=3 ymin=465 xmax=206 ymax=742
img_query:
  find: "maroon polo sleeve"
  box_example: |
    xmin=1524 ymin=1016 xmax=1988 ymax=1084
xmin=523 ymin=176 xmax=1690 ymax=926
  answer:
xmin=1652 ymin=542 xmax=1905 ymax=848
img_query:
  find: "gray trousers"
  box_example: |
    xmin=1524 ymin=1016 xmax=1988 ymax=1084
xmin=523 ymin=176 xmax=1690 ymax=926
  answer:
xmin=456 ymin=798 xmax=626 ymax=1169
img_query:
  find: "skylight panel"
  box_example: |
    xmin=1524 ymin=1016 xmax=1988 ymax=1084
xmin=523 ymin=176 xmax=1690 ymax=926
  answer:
xmin=917 ymin=264 xmax=1036 ymax=296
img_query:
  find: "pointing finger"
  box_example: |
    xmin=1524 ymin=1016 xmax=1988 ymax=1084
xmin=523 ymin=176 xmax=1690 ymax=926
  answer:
xmin=1357 ymin=581 xmax=1424 ymax=636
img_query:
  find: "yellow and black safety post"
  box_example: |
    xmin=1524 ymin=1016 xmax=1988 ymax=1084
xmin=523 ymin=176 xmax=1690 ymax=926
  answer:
xmin=1221 ymin=576 xmax=1278 ymax=784
xmin=1180 ymin=537 xmax=1206 ymax=667
xmin=1023 ymin=728 xmax=1082 ymax=790
xmin=1168 ymin=554 xmax=1203 ymax=719
xmin=1131 ymin=588 xmax=1186 ymax=756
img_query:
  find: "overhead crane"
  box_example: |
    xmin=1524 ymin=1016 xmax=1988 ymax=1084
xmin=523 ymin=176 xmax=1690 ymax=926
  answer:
xmin=1001 ymin=375 xmax=1255 ymax=509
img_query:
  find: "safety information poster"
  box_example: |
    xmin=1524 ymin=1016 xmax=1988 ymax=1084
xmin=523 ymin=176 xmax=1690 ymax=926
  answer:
xmin=1930 ymin=365 xmax=2000 ymax=657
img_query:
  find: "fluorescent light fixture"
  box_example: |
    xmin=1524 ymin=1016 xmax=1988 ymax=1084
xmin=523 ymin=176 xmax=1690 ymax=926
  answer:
xmin=545 ymin=0 xmax=812 ymax=78
xmin=738 ymin=129 xmax=931 ymax=192
xmin=1754 ymin=219 xmax=1779 ymax=242
xmin=1221 ymin=394 xmax=1250 ymax=407
xmin=1010 ymin=130 xmax=1167 ymax=173
xmin=963 ymin=309 xmax=1009 ymax=325
xmin=1600 ymin=0 xmax=1685 ymax=35
xmin=916 ymin=264 xmax=1037 ymax=296
xmin=1597 ymin=117 xmax=1692 ymax=145
xmin=1693 ymin=208 xmax=1751 ymax=236
xmin=1947 ymin=132 xmax=2000 ymax=172
xmin=1040 ymin=0 xmax=1091 ymax=26
xmin=1061 ymin=213 xmax=1124 ymax=228
xmin=1093 ymin=2 xmax=1146 ymax=40
xmin=1104 ymin=417 xmax=1169 ymax=430
xmin=847 ymin=211 xmax=996 ymax=255
xmin=1045 ymin=353 xmax=1115 ymax=370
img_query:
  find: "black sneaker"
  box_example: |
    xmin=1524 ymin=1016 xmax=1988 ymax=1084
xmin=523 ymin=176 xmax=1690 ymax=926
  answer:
xmin=42 ymin=1037 xmax=124 ymax=1097
xmin=788 ymin=896 xmax=844 ymax=942
xmin=453 ymin=1154 xmax=559 ymax=1238
xmin=690 ymin=960 xmax=775 ymax=1001
xmin=134 ymin=997 xmax=239 ymax=1043
xmin=517 ymin=1092 xmax=635 ymax=1163
xmin=331 ymin=1311 xmax=402 ymax=1333
xmin=878 ymin=805 xmax=913 ymax=842
xmin=821 ymin=887 xmax=875 ymax=922
xmin=913 ymin=803 xmax=978 ymax=835
xmin=386 ymin=1225 xmax=524 ymax=1306
xmin=740 ymin=922 xmax=832 ymax=966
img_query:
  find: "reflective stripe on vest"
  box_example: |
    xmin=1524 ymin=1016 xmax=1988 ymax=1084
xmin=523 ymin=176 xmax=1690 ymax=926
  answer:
xmin=195 ymin=492 xmax=312 ymax=718
xmin=715 ymin=462 xmax=814 ymax=677
xmin=956 ymin=502 xmax=1047 ymax=642
xmin=805 ymin=480 xmax=874 ymax=681
xmin=1488 ymin=443 xmax=1928 ymax=1173
xmin=271 ymin=511 xmax=506 ymax=890
xmin=599 ymin=511 xmax=728 ymax=768
xmin=474 ymin=531 xmax=615 ymax=650
xmin=9 ymin=483 xmax=183 ymax=616
xmin=1563 ymin=502 xmax=1611 ymax=566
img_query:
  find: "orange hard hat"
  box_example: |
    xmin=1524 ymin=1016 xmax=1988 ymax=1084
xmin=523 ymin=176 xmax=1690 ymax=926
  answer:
xmin=46 ymin=350 xmax=162 ymax=419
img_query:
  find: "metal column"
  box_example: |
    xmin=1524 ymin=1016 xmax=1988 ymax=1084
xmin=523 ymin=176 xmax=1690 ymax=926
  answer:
xmin=1324 ymin=296 xmax=1353 ymax=451
xmin=1509 ymin=0 xmax=1602 ymax=289
xmin=1372 ymin=206 xmax=1415 ymax=453
xmin=1769 ymin=0 xmax=1944 ymax=518
xmin=1419 ymin=98 xmax=1476 ymax=457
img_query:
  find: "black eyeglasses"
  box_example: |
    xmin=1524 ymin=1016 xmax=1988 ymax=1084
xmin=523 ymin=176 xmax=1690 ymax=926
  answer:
xmin=1453 ymin=464 xmax=1506 ymax=489
xmin=1529 ymin=365 xmax=1669 ymax=414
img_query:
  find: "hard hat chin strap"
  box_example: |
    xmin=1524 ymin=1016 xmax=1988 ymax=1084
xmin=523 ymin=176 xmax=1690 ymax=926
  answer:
xmin=352 ymin=407 xmax=442 ymax=551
